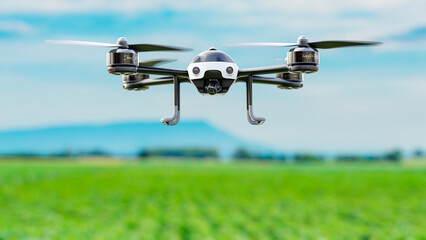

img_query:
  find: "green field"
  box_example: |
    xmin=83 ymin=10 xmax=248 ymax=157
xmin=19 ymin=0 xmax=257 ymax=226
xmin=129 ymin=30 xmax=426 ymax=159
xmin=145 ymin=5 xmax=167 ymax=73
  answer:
xmin=0 ymin=159 xmax=425 ymax=240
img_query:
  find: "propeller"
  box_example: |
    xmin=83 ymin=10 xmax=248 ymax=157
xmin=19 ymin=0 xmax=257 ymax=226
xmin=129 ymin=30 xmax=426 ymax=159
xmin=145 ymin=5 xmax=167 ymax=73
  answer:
xmin=227 ymin=36 xmax=382 ymax=49
xmin=138 ymin=58 xmax=177 ymax=67
xmin=46 ymin=37 xmax=193 ymax=52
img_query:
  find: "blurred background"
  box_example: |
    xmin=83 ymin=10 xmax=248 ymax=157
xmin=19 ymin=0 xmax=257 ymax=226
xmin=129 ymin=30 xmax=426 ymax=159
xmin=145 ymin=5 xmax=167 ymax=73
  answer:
xmin=0 ymin=0 xmax=425 ymax=157
xmin=0 ymin=0 xmax=425 ymax=239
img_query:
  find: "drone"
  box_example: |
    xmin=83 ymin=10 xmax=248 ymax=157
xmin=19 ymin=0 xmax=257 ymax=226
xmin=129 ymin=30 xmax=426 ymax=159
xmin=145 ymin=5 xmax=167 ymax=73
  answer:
xmin=46 ymin=36 xmax=381 ymax=126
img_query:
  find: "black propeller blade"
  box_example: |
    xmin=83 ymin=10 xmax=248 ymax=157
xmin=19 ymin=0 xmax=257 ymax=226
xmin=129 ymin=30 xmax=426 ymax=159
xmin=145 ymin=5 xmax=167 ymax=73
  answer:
xmin=228 ymin=36 xmax=382 ymax=49
xmin=46 ymin=37 xmax=193 ymax=52
xmin=308 ymin=40 xmax=382 ymax=49
xmin=129 ymin=44 xmax=192 ymax=52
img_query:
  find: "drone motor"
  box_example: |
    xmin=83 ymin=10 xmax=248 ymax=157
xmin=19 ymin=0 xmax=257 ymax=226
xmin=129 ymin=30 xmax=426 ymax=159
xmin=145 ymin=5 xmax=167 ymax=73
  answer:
xmin=122 ymin=73 xmax=150 ymax=91
xmin=123 ymin=73 xmax=150 ymax=82
xmin=276 ymin=72 xmax=303 ymax=81
xmin=276 ymin=72 xmax=303 ymax=89
xmin=287 ymin=46 xmax=319 ymax=74
xmin=107 ymin=48 xmax=138 ymax=75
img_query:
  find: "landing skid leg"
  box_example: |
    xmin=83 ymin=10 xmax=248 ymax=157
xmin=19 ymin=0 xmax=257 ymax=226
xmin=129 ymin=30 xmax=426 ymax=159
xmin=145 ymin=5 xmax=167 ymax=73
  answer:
xmin=161 ymin=76 xmax=180 ymax=126
xmin=246 ymin=75 xmax=265 ymax=125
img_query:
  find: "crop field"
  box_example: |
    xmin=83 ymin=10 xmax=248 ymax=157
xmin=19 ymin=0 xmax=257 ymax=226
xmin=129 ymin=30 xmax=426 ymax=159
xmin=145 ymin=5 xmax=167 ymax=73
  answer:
xmin=0 ymin=159 xmax=425 ymax=239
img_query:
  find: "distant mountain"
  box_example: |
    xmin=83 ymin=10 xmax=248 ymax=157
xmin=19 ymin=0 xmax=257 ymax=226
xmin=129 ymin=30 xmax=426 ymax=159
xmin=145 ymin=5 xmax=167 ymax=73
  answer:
xmin=0 ymin=121 xmax=265 ymax=158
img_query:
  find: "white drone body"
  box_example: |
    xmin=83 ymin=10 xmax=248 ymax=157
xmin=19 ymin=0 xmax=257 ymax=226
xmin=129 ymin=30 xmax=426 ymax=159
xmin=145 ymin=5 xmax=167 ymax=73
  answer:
xmin=46 ymin=36 xmax=382 ymax=126
xmin=187 ymin=48 xmax=239 ymax=96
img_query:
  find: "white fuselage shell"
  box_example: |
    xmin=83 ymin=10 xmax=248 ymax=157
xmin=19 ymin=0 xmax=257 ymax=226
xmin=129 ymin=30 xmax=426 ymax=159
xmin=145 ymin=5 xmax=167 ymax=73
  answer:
xmin=187 ymin=62 xmax=239 ymax=81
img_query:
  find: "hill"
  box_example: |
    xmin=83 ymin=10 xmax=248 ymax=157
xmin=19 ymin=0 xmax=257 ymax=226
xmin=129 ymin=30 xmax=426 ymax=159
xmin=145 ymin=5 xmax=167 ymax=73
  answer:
xmin=0 ymin=121 xmax=261 ymax=157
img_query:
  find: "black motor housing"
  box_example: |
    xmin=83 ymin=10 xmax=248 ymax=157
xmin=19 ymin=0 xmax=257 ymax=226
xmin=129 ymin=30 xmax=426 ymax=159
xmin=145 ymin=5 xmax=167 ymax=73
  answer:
xmin=122 ymin=73 xmax=150 ymax=91
xmin=276 ymin=72 xmax=303 ymax=82
xmin=123 ymin=73 xmax=150 ymax=82
xmin=276 ymin=72 xmax=303 ymax=90
xmin=287 ymin=47 xmax=319 ymax=74
xmin=107 ymin=48 xmax=138 ymax=75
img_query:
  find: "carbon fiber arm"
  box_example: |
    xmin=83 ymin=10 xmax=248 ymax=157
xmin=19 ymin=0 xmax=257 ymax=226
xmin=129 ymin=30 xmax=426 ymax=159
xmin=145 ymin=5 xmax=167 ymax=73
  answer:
xmin=237 ymin=76 xmax=303 ymax=89
xmin=237 ymin=65 xmax=290 ymax=77
xmin=137 ymin=66 xmax=189 ymax=77
xmin=123 ymin=76 xmax=190 ymax=90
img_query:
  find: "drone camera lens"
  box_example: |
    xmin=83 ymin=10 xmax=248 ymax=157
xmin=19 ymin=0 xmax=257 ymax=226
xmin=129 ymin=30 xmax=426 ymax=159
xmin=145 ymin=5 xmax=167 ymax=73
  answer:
xmin=226 ymin=66 xmax=233 ymax=74
xmin=193 ymin=67 xmax=200 ymax=74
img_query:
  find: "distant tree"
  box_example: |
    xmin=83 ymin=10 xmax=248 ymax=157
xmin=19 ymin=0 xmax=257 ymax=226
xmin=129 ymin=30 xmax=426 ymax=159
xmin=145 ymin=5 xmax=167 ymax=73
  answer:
xmin=383 ymin=149 xmax=403 ymax=162
xmin=5 ymin=152 xmax=40 ymax=159
xmin=51 ymin=149 xmax=75 ymax=157
xmin=257 ymin=153 xmax=271 ymax=161
xmin=138 ymin=148 xmax=218 ymax=159
xmin=84 ymin=149 xmax=109 ymax=156
xmin=138 ymin=150 xmax=151 ymax=158
xmin=414 ymin=149 xmax=424 ymax=158
xmin=363 ymin=155 xmax=381 ymax=161
xmin=178 ymin=148 xmax=218 ymax=158
xmin=336 ymin=154 xmax=383 ymax=162
xmin=335 ymin=154 xmax=363 ymax=162
xmin=233 ymin=148 xmax=253 ymax=160
xmin=294 ymin=153 xmax=324 ymax=162
xmin=276 ymin=154 xmax=288 ymax=161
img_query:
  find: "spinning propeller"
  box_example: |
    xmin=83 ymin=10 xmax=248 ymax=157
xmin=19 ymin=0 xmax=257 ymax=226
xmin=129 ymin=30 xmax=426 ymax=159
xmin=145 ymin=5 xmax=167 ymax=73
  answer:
xmin=46 ymin=37 xmax=192 ymax=52
xmin=228 ymin=35 xmax=382 ymax=49
xmin=138 ymin=58 xmax=177 ymax=67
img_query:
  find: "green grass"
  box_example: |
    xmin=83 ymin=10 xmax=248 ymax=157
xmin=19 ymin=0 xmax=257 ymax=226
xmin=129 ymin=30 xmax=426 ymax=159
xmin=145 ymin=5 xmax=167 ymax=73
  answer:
xmin=0 ymin=159 xmax=425 ymax=239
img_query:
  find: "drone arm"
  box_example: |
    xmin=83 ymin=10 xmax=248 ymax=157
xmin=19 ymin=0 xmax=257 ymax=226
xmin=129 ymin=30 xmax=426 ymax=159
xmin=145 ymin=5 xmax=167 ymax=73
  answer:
xmin=245 ymin=75 xmax=265 ymax=125
xmin=237 ymin=76 xmax=303 ymax=88
xmin=160 ymin=76 xmax=181 ymax=126
xmin=123 ymin=76 xmax=189 ymax=90
xmin=238 ymin=65 xmax=290 ymax=77
xmin=137 ymin=66 xmax=188 ymax=77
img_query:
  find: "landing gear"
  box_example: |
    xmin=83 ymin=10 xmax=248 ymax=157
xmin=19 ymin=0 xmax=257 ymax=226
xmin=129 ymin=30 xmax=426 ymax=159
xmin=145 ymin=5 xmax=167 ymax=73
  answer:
xmin=161 ymin=76 xmax=180 ymax=126
xmin=246 ymin=75 xmax=265 ymax=125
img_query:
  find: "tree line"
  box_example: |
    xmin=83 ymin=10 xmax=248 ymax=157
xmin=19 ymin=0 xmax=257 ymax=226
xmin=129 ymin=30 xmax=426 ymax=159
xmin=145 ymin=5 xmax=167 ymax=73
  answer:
xmin=232 ymin=148 xmax=407 ymax=162
xmin=1 ymin=147 xmax=425 ymax=162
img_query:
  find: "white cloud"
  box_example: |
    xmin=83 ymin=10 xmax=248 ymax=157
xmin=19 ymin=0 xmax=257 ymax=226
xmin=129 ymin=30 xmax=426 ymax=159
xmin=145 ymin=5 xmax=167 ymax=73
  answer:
xmin=1 ymin=0 xmax=425 ymax=42
xmin=0 ymin=0 xmax=419 ymax=13
xmin=0 ymin=20 xmax=36 ymax=35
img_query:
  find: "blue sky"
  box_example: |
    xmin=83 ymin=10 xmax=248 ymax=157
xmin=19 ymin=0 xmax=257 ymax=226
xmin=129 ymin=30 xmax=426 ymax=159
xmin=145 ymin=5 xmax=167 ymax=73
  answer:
xmin=0 ymin=0 xmax=425 ymax=154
